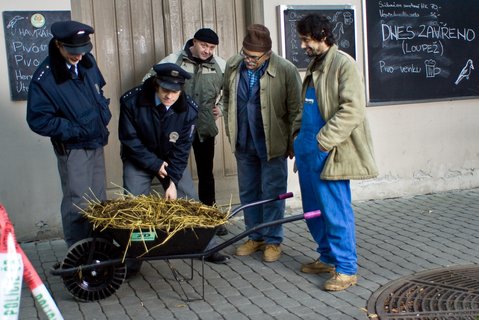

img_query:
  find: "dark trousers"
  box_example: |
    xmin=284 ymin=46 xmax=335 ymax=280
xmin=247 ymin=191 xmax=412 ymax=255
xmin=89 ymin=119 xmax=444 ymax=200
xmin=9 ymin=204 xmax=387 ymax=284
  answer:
xmin=192 ymin=135 xmax=215 ymax=206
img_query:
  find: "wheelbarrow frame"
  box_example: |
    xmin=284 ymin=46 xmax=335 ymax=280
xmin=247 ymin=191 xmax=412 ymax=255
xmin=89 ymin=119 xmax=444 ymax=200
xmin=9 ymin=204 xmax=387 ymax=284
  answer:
xmin=50 ymin=192 xmax=321 ymax=301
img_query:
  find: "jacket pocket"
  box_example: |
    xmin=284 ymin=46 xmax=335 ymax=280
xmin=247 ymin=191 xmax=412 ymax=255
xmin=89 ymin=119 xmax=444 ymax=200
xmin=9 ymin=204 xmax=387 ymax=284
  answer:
xmin=97 ymin=97 xmax=112 ymax=126
xmin=76 ymin=110 xmax=103 ymax=141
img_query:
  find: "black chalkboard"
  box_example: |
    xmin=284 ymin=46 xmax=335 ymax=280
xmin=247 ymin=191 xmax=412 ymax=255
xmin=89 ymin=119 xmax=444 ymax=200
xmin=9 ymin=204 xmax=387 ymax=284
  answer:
xmin=3 ymin=11 xmax=71 ymax=101
xmin=278 ymin=5 xmax=356 ymax=69
xmin=365 ymin=0 xmax=479 ymax=104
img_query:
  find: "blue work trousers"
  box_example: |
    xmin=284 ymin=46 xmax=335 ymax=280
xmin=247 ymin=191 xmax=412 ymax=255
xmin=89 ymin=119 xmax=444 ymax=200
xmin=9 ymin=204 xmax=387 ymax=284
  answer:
xmin=235 ymin=152 xmax=288 ymax=244
xmin=293 ymin=87 xmax=357 ymax=275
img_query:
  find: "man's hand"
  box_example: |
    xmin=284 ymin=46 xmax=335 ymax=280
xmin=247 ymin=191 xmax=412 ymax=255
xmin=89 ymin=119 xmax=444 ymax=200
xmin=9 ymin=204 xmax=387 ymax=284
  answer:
xmin=212 ymin=105 xmax=222 ymax=120
xmin=158 ymin=162 xmax=168 ymax=178
xmin=164 ymin=181 xmax=177 ymax=200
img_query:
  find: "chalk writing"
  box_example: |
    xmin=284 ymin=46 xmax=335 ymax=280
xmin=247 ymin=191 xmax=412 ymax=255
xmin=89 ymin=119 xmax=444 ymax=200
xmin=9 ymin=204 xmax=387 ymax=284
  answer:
xmin=365 ymin=0 xmax=479 ymax=103
xmin=3 ymin=11 xmax=70 ymax=101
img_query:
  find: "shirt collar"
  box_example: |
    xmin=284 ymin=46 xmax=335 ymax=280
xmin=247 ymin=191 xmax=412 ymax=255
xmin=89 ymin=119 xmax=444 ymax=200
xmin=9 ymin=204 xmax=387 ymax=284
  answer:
xmin=155 ymin=95 xmax=171 ymax=111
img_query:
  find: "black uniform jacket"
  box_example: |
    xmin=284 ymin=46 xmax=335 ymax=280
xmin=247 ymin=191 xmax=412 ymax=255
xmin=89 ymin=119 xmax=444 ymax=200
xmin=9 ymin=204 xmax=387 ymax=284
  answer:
xmin=119 ymin=77 xmax=198 ymax=187
xmin=27 ymin=39 xmax=111 ymax=150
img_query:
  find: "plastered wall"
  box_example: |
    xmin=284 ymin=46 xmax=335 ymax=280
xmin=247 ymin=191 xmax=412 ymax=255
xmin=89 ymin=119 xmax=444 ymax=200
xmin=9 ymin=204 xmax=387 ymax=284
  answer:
xmin=0 ymin=1 xmax=70 ymax=241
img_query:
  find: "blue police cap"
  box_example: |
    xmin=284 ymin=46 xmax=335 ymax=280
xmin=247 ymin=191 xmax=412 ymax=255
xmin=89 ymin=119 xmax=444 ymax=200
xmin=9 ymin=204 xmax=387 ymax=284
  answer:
xmin=153 ymin=63 xmax=191 ymax=91
xmin=51 ymin=20 xmax=94 ymax=55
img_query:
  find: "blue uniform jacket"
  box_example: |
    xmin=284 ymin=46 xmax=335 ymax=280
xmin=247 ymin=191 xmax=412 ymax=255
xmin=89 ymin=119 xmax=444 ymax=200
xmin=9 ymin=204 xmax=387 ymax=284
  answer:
xmin=27 ymin=40 xmax=111 ymax=150
xmin=119 ymin=77 xmax=198 ymax=187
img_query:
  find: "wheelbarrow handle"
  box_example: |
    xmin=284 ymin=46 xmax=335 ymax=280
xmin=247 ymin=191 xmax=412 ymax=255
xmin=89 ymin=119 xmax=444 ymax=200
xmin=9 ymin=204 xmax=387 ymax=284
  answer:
xmin=227 ymin=192 xmax=294 ymax=219
xmin=278 ymin=192 xmax=294 ymax=200
xmin=304 ymin=210 xmax=321 ymax=219
xmin=154 ymin=209 xmax=322 ymax=261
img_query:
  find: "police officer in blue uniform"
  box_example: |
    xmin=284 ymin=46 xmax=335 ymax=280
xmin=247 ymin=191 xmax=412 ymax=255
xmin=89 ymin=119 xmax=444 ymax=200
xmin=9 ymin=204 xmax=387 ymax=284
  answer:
xmin=27 ymin=20 xmax=111 ymax=248
xmin=119 ymin=63 xmax=198 ymax=198
xmin=119 ymin=63 xmax=229 ymax=271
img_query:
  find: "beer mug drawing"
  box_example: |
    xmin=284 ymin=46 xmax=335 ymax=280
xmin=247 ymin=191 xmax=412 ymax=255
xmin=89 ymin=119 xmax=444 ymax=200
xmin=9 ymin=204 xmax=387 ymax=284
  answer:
xmin=425 ymin=59 xmax=441 ymax=78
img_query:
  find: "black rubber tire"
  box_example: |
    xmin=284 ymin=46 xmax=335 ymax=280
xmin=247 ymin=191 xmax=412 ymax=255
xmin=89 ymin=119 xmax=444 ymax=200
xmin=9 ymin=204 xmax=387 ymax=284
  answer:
xmin=60 ymin=237 xmax=126 ymax=301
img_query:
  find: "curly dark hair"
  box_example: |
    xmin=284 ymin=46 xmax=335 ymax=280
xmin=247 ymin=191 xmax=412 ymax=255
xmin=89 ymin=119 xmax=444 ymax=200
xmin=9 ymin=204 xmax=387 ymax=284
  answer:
xmin=296 ymin=14 xmax=335 ymax=46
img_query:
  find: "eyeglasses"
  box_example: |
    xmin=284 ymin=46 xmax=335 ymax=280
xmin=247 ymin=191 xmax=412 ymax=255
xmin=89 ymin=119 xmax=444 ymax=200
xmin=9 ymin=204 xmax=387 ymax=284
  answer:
xmin=240 ymin=49 xmax=270 ymax=62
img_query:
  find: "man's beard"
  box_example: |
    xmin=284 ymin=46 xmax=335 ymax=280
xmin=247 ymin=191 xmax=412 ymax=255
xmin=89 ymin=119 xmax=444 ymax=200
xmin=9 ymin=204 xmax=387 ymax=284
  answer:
xmin=304 ymin=47 xmax=315 ymax=57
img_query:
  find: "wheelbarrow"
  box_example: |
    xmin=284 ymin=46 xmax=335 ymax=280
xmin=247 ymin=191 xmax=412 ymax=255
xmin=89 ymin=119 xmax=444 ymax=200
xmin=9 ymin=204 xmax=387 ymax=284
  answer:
xmin=50 ymin=192 xmax=321 ymax=301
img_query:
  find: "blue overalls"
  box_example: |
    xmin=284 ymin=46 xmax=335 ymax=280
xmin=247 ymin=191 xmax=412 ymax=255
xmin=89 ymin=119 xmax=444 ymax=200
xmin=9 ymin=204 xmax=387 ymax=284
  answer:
xmin=293 ymin=84 xmax=357 ymax=275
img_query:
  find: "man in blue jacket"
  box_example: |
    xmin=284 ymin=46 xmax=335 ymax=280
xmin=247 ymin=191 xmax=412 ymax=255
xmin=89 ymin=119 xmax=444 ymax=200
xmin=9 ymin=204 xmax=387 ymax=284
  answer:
xmin=119 ymin=63 xmax=229 ymax=272
xmin=119 ymin=63 xmax=198 ymax=198
xmin=27 ymin=21 xmax=111 ymax=248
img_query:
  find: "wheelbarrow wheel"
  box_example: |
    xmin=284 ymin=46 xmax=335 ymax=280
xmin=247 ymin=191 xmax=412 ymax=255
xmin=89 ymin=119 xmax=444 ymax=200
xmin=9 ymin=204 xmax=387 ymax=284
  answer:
xmin=60 ymin=237 xmax=126 ymax=301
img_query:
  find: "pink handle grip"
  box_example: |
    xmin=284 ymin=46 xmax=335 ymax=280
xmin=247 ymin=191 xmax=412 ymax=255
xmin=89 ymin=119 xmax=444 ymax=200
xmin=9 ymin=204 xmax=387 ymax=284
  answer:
xmin=304 ymin=210 xmax=321 ymax=220
xmin=278 ymin=192 xmax=293 ymax=200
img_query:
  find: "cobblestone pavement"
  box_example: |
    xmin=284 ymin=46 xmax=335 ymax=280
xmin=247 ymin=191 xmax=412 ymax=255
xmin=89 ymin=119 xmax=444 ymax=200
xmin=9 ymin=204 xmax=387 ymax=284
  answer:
xmin=18 ymin=188 xmax=479 ymax=319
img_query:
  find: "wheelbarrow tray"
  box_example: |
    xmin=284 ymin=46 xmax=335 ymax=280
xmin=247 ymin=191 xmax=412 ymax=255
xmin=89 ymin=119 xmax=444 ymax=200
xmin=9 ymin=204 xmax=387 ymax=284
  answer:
xmin=107 ymin=226 xmax=217 ymax=258
xmin=50 ymin=192 xmax=321 ymax=302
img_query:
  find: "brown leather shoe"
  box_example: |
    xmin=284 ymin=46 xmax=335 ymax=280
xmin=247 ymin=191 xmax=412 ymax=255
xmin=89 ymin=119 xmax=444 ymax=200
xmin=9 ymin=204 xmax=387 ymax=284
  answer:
xmin=235 ymin=240 xmax=264 ymax=256
xmin=300 ymin=259 xmax=335 ymax=274
xmin=263 ymin=244 xmax=281 ymax=262
xmin=324 ymin=272 xmax=358 ymax=291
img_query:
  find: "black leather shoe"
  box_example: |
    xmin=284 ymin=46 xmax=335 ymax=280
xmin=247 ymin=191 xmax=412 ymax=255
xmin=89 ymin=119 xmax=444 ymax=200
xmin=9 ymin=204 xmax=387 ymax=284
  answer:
xmin=216 ymin=225 xmax=228 ymax=236
xmin=204 ymin=252 xmax=230 ymax=264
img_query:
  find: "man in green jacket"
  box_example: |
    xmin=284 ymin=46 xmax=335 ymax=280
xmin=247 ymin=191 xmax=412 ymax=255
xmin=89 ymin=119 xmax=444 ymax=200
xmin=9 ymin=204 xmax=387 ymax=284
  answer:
xmin=293 ymin=14 xmax=378 ymax=291
xmin=223 ymin=24 xmax=302 ymax=262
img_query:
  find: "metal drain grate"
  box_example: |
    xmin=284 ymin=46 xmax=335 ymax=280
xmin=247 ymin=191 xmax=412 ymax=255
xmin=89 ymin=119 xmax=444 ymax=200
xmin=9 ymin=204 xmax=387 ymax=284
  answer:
xmin=367 ymin=265 xmax=479 ymax=319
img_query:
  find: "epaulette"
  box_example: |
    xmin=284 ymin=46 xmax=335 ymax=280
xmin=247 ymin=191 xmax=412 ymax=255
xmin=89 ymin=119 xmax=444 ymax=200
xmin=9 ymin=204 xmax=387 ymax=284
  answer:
xmin=34 ymin=64 xmax=51 ymax=81
xmin=186 ymin=95 xmax=199 ymax=110
xmin=121 ymin=86 xmax=141 ymax=101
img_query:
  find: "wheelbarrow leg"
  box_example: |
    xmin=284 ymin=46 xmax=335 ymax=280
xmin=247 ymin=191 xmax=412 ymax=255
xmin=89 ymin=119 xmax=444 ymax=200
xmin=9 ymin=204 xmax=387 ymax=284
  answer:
xmin=165 ymin=258 xmax=204 ymax=302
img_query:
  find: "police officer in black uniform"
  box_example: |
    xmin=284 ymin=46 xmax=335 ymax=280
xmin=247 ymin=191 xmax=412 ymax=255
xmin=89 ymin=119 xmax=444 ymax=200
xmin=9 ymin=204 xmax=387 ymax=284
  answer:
xmin=27 ymin=21 xmax=111 ymax=248
xmin=119 ymin=63 xmax=229 ymax=272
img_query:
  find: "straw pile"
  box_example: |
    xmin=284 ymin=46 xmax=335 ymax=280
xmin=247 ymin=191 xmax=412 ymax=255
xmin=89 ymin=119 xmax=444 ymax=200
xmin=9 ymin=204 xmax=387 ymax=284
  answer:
xmin=79 ymin=193 xmax=229 ymax=257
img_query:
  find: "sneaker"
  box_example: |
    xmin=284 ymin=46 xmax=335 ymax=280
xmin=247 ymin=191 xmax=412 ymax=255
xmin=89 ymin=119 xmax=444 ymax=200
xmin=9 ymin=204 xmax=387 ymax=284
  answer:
xmin=300 ymin=259 xmax=335 ymax=274
xmin=323 ymin=272 xmax=358 ymax=291
xmin=235 ymin=240 xmax=264 ymax=256
xmin=263 ymin=244 xmax=282 ymax=262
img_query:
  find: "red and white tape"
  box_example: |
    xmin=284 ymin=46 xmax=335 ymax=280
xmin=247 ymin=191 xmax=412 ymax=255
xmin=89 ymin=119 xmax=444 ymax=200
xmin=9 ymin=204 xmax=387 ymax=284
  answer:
xmin=0 ymin=205 xmax=63 ymax=320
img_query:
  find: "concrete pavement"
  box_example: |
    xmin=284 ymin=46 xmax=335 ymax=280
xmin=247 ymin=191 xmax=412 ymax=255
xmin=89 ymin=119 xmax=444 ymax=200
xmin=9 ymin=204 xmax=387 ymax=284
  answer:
xmin=18 ymin=188 xmax=479 ymax=319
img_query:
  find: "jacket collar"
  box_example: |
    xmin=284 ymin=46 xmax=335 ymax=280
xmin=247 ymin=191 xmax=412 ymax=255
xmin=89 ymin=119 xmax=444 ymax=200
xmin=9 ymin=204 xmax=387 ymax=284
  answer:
xmin=48 ymin=38 xmax=94 ymax=84
xmin=305 ymin=44 xmax=338 ymax=78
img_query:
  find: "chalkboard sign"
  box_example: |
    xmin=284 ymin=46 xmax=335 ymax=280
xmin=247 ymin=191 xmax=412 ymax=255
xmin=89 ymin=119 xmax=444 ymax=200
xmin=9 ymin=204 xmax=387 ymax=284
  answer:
xmin=365 ymin=0 xmax=479 ymax=104
xmin=3 ymin=11 xmax=71 ymax=101
xmin=278 ymin=5 xmax=356 ymax=69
